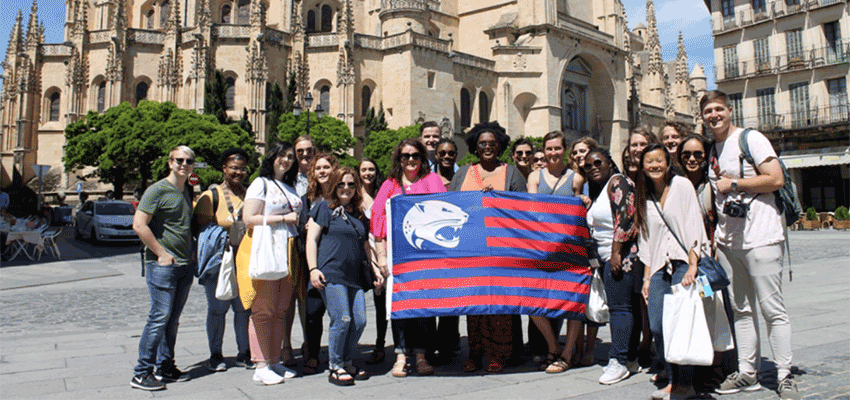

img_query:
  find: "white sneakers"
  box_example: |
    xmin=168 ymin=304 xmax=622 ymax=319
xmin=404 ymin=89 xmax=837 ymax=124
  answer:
xmin=598 ymin=359 xmax=631 ymax=385
xmin=253 ymin=366 xmax=285 ymax=385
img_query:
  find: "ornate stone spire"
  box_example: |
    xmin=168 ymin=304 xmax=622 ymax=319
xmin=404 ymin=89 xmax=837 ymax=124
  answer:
xmin=646 ymin=0 xmax=662 ymax=74
xmin=164 ymin=0 xmax=181 ymax=36
xmin=111 ymin=0 xmax=127 ymax=33
xmin=250 ymin=0 xmax=266 ymax=27
xmin=675 ymin=31 xmax=688 ymax=82
xmin=5 ymin=11 xmax=23 ymax=62
xmin=73 ymin=0 xmax=88 ymax=37
xmin=25 ymin=0 xmax=40 ymax=50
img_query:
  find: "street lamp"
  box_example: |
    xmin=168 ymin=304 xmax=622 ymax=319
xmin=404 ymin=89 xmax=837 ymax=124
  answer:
xmin=292 ymin=92 xmax=325 ymax=137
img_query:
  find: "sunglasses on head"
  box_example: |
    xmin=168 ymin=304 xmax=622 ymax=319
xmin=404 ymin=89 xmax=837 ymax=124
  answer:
xmin=173 ymin=158 xmax=195 ymax=165
xmin=583 ymin=159 xmax=605 ymax=170
xmin=681 ymin=151 xmax=705 ymax=160
xmin=400 ymin=152 xmax=421 ymax=161
xmin=336 ymin=182 xmax=357 ymax=190
xmin=438 ymin=150 xmax=456 ymax=157
xmin=515 ymin=150 xmax=532 ymax=156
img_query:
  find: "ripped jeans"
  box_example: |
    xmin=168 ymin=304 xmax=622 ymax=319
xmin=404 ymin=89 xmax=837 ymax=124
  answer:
xmin=320 ymin=283 xmax=367 ymax=370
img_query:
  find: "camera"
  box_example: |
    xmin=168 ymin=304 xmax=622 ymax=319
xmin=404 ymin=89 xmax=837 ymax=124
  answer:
xmin=722 ymin=199 xmax=750 ymax=218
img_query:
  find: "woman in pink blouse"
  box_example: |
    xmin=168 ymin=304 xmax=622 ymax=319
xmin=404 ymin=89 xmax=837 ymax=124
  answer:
xmin=371 ymin=138 xmax=446 ymax=378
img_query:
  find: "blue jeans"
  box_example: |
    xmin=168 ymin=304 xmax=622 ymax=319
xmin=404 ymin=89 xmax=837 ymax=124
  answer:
xmin=320 ymin=283 xmax=367 ymax=369
xmin=134 ymin=263 xmax=193 ymax=376
xmin=647 ymin=260 xmax=695 ymax=386
xmin=604 ymin=260 xmax=643 ymax=364
xmin=201 ymin=280 xmax=251 ymax=360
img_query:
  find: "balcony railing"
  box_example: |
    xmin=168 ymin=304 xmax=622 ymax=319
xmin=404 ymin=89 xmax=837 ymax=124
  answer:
xmin=712 ymin=0 xmax=845 ymax=33
xmin=716 ymin=41 xmax=848 ymax=82
xmin=735 ymin=104 xmax=849 ymax=132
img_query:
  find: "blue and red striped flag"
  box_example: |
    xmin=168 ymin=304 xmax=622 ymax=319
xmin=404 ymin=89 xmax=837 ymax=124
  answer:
xmin=387 ymin=190 xmax=591 ymax=320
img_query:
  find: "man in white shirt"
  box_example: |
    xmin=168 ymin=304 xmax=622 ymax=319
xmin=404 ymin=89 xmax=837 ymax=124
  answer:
xmin=294 ymin=136 xmax=315 ymax=197
xmin=701 ymin=91 xmax=799 ymax=400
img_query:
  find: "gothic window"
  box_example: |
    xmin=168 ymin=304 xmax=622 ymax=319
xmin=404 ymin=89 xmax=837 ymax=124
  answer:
xmin=561 ymin=58 xmax=590 ymax=137
xmin=321 ymin=5 xmax=332 ymax=32
xmin=361 ymin=86 xmax=371 ymax=117
xmin=236 ymin=0 xmax=250 ymax=24
xmin=756 ymin=87 xmax=775 ymax=130
xmin=136 ymin=82 xmax=149 ymax=104
xmin=460 ymin=88 xmax=471 ymax=129
xmin=97 ymin=81 xmax=106 ymax=113
xmin=226 ymin=77 xmax=235 ymax=110
xmin=147 ymin=10 xmax=154 ymax=29
xmin=222 ymin=5 xmax=231 ymax=23
xmin=307 ymin=10 xmax=316 ymax=31
xmin=788 ymin=82 xmax=810 ymax=128
xmin=479 ymin=91 xmax=489 ymax=123
xmin=49 ymin=92 xmax=61 ymax=122
xmin=320 ymin=86 xmax=330 ymax=115
xmin=160 ymin=0 xmax=170 ymax=28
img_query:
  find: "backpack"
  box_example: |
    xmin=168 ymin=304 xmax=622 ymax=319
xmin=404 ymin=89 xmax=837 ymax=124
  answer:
xmin=738 ymin=129 xmax=802 ymax=227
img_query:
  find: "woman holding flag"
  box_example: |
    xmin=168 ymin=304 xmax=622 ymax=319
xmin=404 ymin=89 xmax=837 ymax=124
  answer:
xmin=372 ymin=138 xmax=446 ymax=378
xmin=449 ymin=121 xmax=527 ymax=374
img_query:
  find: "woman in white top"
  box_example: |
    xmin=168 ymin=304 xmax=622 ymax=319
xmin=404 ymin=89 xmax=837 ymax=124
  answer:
xmin=241 ymin=142 xmax=303 ymax=385
xmin=636 ymin=144 xmax=709 ymax=400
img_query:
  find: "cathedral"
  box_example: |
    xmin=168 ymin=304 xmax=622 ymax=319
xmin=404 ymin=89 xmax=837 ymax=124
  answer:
xmin=0 ymin=0 xmax=704 ymax=191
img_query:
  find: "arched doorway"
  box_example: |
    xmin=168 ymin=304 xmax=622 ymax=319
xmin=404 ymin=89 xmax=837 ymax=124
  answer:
xmin=561 ymin=57 xmax=591 ymax=141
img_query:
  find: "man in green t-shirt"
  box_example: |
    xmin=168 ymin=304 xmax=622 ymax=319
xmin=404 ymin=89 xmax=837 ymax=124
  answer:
xmin=130 ymin=145 xmax=195 ymax=391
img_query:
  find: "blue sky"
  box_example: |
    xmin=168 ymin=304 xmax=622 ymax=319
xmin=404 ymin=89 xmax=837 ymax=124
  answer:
xmin=0 ymin=0 xmax=715 ymax=90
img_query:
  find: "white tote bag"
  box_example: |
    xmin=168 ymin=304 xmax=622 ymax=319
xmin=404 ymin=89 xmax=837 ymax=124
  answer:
xmin=662 ymin=284 xmax=714 ymax=366
xmin=706 ymin=294 xmax=735 ymax=352
xmin=249 ymin=214 xmax=290 ymax=280
xmin=585 ymin=268 xmax=609 ymax=323
xmin=215 ymin=246 xmax=238 ymax=300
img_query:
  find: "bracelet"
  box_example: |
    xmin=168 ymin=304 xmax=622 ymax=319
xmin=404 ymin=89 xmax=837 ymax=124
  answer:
xmin=309 ymin=269 xmax=319 ymax=273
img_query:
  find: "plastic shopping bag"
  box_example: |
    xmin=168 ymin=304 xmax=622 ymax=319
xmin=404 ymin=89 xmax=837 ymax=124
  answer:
xmin=249 ymin=215 xmax=290 ymax=280
xmin=585 ymin=268 xmax=609 ymax=323
xmin=215 ymin=246 xmax=238 ymax=300
xmin=662 ymin=284 xmax=713 ymax=366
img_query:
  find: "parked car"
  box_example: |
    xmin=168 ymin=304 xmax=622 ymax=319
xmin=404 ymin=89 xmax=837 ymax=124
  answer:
xmin=74 ymin=200 xmax=138 ymax=243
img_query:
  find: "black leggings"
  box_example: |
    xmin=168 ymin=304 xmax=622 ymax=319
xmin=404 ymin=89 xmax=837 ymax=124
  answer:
xmin=373 ymin=290 xmax=388 ymax=349
xmin=305 ymin=284 xmax=325 ymax=360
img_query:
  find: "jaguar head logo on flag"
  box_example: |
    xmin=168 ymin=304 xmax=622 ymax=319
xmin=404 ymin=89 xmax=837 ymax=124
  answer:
xmin=402 ymin=200 xmax=469 ymax=249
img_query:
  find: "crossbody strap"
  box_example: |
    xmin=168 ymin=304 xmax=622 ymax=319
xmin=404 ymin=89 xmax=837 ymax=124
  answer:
xmin=649 ymin=193 xmax=689 ymax=256
xmin=266 ymin=178 xmax=295 ymax=213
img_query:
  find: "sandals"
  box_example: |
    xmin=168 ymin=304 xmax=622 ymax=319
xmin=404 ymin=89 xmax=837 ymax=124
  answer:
xmin=485 ymin=359 xmax=504 ymax=374
xmin=416 ymin=358 xmax=434 ymax=376
xmin=344 ymin=365 xmax=370 ymax=381
xmin=328 ymin=368 xmax=355 ymax=386
xmin=303 ymin=358 xmax=319 ymax=375
xmin=461 ymin=359 xmax=482 ymax=373
xmin=538 ymin=353 xmax=558 ymax=371
xmin=281 ymin=346 xmax=296 ymax=368
xmin=391 ymin=359 xmax=408 ymax=378
xmin=545 ymin=356 xmax=570 ymax=374
xmin=365 ymin=348 xmax=385 ymax=365
xmin=651 ymin=369 xmax=669 ymax=383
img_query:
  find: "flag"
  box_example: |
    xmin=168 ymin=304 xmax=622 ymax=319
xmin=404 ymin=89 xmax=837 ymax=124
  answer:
xmin=388 ymin=190 xmax=591 ymax=320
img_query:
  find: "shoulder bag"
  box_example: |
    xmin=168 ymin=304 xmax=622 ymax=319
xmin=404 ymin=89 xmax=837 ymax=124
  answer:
xmin=248 ymin=179 xmax=293 ymax=280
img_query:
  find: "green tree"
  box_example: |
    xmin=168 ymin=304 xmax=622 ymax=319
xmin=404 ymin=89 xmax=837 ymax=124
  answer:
xmin=284 ymin=73 xmax=297 ymax=114
xmin=204 ymin=69 xmax=232 ymax=125
xmin=64 ymin=100 xmax=256 ymax=198
xmin=363 ymin=124 xmax=420 ymax=175
xmin=266 ymin=81 xmax=285 ymax=145
xmin=238 ymin=107 xmax=253 ymax=137
xmin=363 ymin=102 xmax=387 ymax=137
xmin=277 ymin=112 xmax=356 ymax=167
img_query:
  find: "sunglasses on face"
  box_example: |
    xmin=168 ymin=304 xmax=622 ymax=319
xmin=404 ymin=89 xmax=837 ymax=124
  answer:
xmin=515 ymin=150 xmax=532 ymax=156
xmin=477 ymin=141 xmax=498 ymax=149
xmin=438 ymin=150 xmax=457 ymax=158
xmin=400 ymin=152 xmax=421 ymax=161
xmin=336 ymin=182 xmax=357 ymax=190
xmin=226 ymin=166 xmax=247 ymax=172
xmin=681 ymin=151 xmax=705 ymax=160
xmin=296 ymin=148 xmax=314 ymax=155
xmin=533 ymin=157 xmax=545 ymax=163
xmin=173 ymin=158 xmax=195 ymax=165
xmin=583 ymin=159 xmax=605 ymax=170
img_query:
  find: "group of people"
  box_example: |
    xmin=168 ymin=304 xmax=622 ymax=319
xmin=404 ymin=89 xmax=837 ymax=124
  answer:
xmin=129 ymin=90 xmax=797 ymax=399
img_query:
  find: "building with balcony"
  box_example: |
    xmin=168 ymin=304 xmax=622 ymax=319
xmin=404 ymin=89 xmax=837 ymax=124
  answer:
xmin=705 ymin=0 xmax=849 ymax=212
xmin=0 ymin=0 xmax=697 ymax=193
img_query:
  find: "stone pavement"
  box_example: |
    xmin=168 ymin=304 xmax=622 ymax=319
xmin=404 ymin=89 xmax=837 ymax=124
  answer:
xmin=0 ymin=230 xmax=848 ymax=399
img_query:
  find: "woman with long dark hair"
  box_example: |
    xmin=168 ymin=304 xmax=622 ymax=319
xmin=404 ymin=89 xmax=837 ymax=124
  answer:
xmin=636 ymin=143 xmax=709 ymax=399
xmin=238 ymin=142 xmax=302 ymax=385
xmin=372 ymin=138 xmax=446 ymax=377
xmin=359 ymin=157 xmax=390 ymax=365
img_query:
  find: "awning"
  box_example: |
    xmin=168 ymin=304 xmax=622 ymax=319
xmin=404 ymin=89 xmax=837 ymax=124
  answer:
xmin=781 ymin=147 xmax=850 ymax=169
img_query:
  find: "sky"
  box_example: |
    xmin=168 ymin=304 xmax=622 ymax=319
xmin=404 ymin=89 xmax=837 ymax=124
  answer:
xmin=0 ymin=0 xmax=716 ymax=91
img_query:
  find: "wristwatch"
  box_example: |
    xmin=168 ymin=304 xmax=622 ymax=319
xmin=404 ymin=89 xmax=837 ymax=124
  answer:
xmin=731 ymin=179 xmax=739 ymax=192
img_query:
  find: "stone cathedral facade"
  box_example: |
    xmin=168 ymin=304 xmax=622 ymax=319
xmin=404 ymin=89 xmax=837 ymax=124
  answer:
xmin=1 ymin=0 xmax=703 ymax=191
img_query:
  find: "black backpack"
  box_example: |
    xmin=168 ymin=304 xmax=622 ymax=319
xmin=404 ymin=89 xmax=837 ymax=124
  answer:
xmin=738 ymin=129 xmax=802 ymax=227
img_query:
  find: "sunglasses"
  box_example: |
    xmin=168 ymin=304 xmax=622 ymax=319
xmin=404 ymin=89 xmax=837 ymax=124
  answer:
xmin=336 ymin=182 xmax=357 ymax=190
xmin=533 ymin=157 xmax=546 ymax=163
xmin=173 ymin=158 xmax=195 ymax=165
xmin=681 ymin=151 xmax=705 ymax=160
xmin=514 ymin=150 xmax=532 ymax=156
xmin=438 ymin=150 xmax=457 ymax=158
xmin=477 ymin=141 xmax=498 ymax=149
xmin=582 ymin=159 xmax=605 ymax=170
xmin=296 ymin=148 xmax=314 ymax=155
xmin=400 ymin=152 xmax=421 ymax=161
xmin=226 ymin=166 xmax=247 ymax=172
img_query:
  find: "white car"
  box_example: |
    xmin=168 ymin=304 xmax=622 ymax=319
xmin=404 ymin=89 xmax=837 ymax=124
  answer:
xmin=74 ymin=200 xmax=138 ymax=243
